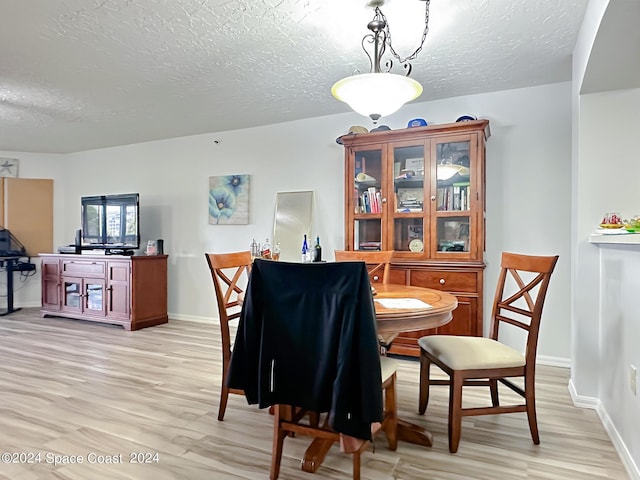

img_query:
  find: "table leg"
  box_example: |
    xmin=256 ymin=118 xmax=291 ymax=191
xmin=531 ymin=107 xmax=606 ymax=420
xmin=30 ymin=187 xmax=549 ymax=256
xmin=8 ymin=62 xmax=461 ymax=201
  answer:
xmin=0 ymin=258 xmax=21 ymax=316
xmin=397 ymin=419 xmax=433 ymax=447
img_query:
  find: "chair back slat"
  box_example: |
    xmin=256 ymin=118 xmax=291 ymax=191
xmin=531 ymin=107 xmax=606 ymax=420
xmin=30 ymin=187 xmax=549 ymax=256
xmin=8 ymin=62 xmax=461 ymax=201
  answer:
xmin=334 ymin=250 xmax=394 ymax=284
xmin=205 ymin=251 xmax=252 ymax=345
xmin=490 ymin=252 xmax=559 ymax=362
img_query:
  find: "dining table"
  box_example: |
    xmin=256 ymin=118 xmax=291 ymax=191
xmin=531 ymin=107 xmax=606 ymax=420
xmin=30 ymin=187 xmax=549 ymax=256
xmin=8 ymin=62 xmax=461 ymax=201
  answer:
xmin=373 ymin=283 xmax=458 ymax=447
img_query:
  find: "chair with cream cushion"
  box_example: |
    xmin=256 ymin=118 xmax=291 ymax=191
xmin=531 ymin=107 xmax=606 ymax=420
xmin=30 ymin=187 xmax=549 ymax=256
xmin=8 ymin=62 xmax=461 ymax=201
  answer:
xmin=334 ymin=250 xmax=394 ymax=284
xmin=418 ymin=252 xmax=559 ymax=453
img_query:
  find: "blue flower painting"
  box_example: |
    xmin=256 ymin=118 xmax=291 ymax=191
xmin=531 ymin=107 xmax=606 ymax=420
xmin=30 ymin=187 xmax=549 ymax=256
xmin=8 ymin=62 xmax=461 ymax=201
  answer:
xmin=209 ymin=174 xmax=250 ymax=225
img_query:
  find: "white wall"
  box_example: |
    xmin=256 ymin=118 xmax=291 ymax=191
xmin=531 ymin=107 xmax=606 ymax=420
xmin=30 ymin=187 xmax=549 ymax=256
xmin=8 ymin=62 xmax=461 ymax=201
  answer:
xmin=570 ymin=0 xmax=611 ymax=402
xmin=8 ymin=83 xmax=573 ymax=365
xmin=576 ymin=89 xmax=640 ymax=478
xmin=596 ymin=244 xmax=640 ymax=474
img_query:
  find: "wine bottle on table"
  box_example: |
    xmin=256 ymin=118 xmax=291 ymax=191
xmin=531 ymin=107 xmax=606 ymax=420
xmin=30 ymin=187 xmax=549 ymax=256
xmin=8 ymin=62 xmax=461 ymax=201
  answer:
xmin=301 ymin=234 xmax=309 ymax=263
xmin=313 ymin=236 xmax=322 ymax=262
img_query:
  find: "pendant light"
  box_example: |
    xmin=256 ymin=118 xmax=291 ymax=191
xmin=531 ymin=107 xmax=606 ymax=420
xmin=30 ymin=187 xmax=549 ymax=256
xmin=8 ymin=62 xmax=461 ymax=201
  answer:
xmin=331 ymin=1 xmax=431 ymax=124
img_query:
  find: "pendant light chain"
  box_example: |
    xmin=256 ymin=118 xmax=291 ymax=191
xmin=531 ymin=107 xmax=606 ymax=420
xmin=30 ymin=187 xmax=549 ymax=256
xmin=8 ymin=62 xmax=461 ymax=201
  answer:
xmin=378 ymin=0 xmax=430 ymax=65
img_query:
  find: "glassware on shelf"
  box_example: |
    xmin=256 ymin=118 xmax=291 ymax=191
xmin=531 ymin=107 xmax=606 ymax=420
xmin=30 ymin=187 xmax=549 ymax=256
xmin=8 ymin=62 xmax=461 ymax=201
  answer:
xmin=600 ymin=212 xmax=622 ymax=228
xmin=145 ymin=240 xmax=157 ymax=255
xmin=272 ymin=241 xmax=281 ymax=261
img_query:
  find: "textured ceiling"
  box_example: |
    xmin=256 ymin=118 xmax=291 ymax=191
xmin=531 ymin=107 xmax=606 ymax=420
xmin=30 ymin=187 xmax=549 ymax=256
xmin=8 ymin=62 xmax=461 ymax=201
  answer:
xmin=1 ymin=0 xmax=590 ymax=154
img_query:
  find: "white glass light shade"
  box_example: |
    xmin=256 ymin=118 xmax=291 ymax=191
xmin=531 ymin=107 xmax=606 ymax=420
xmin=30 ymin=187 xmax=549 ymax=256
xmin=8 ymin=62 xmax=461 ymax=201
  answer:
xmin=331 ymin=72 xmax=423 ymax=122
xmin=437 ymin=164 xmax=469 ymax=181
xmin=436 ymin=164 xmax=460 ymax=181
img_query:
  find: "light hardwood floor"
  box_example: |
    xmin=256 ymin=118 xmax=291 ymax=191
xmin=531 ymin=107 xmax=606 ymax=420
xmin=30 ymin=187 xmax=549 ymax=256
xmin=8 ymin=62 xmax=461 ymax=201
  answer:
xmin=0 ymin=309 xmax=628 ymax=480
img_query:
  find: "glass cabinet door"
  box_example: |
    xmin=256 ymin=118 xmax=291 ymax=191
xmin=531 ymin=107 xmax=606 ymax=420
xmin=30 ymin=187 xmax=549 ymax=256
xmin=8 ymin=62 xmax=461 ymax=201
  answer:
xmin=85 ymin=281 xmax=105 ymax=314
xmin=351 ymin=148 xmax=383 ymax=251
xmin=432 ymin=136 xmax=476 ymax=257
xmin=63 ymin=278 xmax=82 ymax=311
xmin=391 ymin=143 xmax=427 ymax=255
xmin=62 ymin=277 xmax=105 ymax=315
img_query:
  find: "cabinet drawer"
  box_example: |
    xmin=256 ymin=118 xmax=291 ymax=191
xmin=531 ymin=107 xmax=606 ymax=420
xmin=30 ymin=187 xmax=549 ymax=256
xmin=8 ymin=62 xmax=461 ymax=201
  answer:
xmin=410 ymin=270 xmax=477 ymax=293
xmin=62 ymin=260 xmax=106 ymax=278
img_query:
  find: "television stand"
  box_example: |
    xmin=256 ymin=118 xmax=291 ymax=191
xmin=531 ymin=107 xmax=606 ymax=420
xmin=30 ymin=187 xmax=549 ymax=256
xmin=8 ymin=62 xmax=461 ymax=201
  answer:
xmin=39 ymin=253 xmax=168 ymax=330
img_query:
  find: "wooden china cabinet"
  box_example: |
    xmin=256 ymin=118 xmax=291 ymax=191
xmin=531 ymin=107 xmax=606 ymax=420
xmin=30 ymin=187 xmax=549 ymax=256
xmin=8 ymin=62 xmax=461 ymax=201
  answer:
xmin=340 ymin=120 xmax=490 ymax=356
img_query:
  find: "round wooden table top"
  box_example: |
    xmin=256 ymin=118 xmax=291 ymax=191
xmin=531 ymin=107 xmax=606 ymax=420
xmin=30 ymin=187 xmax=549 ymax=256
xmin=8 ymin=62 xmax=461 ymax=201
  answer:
xmin=373 ymin=284 xmax=458 ymax=336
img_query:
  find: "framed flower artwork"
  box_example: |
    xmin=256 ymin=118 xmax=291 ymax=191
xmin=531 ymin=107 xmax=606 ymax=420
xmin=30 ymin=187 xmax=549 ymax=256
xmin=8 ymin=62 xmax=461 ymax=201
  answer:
xmin=209 ymin=174 xmax=250 ymax=225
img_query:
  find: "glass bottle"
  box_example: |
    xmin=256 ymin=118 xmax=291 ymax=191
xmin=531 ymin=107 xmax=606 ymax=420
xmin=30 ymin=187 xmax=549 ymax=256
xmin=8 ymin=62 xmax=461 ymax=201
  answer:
xmin=313 ymin=236 xmax=322 ymax=262
xmin=272 ymin=241 xmax=281 ymax=261
xmin=250 ymin=238 xmax=259 ymax=260
xmin=301 ymin=234 xmax=309 ymax=263
xmin=262 ymin=238 xmax=272 ymax=259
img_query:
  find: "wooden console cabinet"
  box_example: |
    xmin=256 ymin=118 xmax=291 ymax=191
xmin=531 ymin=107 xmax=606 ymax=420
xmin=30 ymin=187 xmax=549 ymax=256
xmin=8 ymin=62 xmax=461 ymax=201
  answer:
xmin=40 ymin=253 xmax=168 ymax=330
xmin=340 ymin=120 xmax=490 ymax=356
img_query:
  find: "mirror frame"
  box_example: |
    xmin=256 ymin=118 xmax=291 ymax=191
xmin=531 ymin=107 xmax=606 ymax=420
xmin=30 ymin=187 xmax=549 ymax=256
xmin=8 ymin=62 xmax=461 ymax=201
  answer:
xmin=273 ymin=191 xmax=314 ymax=262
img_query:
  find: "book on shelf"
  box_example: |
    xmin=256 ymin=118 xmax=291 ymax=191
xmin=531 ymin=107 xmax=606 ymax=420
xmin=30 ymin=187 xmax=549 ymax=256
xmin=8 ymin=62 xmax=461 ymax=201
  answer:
xmin=436 ymin=184 xmax=470 ymax=211
xmin=359 ymin=241 xmax=382 ymax=251
xmin=360 ymin=187 xmax=382 ymax=214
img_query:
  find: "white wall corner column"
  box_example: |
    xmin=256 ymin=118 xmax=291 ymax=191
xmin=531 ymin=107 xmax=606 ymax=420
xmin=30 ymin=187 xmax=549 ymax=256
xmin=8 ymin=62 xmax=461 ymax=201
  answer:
xmin=587 ymin=235 xmax=640 ymax=479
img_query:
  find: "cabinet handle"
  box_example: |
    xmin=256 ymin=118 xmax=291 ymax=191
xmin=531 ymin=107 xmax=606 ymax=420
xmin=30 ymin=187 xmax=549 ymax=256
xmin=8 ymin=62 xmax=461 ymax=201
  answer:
xmin=439 ymin=278 xmax=446 ymax=285
xmin=373 ymin=275 xmax=380 ymax=281
xmin=381 ymin=198 xmax=387 ymax=203
xmin=431 ymin=195 xmax=436 ymax=201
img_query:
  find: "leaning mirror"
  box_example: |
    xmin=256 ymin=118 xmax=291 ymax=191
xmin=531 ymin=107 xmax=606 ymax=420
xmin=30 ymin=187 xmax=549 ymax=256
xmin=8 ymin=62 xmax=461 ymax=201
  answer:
xmin=273 ymin=191 xmax=314 ymax=262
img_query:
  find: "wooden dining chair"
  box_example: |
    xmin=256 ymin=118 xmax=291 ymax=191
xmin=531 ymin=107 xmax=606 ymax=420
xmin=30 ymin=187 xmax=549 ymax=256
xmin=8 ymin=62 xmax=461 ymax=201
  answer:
xmin=334 ymin=250 xmax=394 ymax=284
xmin=204 ymin=250 xmax=252 ymax=421
xmin=227 ymin=259 xmax=398 ymax=480
xmin=417 ymin=252 xmax=559 ymax=453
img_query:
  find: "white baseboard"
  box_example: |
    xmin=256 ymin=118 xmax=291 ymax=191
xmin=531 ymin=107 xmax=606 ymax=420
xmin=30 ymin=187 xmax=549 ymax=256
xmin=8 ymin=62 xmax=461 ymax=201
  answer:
xmin=537 ymin=354 xmax=571 ymax=368
xmin=597 ymin=403 xmax=640 ymax=480
xmin=8 ymin=301 xmax=42 ymax=309
xmin=168 ymin=313 xmax=217 ymax=324
xmin=568 ymin=379 xmax=640 ymax=480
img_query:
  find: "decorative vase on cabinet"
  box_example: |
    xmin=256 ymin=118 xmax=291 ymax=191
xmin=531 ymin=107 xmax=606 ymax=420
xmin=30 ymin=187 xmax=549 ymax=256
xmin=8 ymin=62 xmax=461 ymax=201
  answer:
xmin=340 ymin=120 xmax=490 ymax=356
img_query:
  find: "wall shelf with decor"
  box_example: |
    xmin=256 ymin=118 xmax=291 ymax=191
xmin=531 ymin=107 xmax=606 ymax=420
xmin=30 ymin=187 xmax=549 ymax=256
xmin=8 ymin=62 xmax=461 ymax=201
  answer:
xmin=340 ymin=120 xmax=490 ymax=356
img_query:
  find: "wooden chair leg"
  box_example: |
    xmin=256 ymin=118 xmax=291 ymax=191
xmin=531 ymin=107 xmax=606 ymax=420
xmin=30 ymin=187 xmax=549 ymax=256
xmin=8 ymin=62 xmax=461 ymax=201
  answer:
xmin=383 ymin=374 xmax=398 ymax=451
xmin=489 ymin=378 xmax=499 ymax=407
xmin=448 ymin=373 xmax=464 ymax=453
xmin=525 ymin=375 xmax=540 ymax=444
xmin=270 ymin=406 xmax=287 ymax=480
xmin=418 ymin=352 xmax=431 ymax=415
xmin=352 ymin=451 xmax=361 ymax=480
xmin=218 ymin=384 xmax=229 ymax=421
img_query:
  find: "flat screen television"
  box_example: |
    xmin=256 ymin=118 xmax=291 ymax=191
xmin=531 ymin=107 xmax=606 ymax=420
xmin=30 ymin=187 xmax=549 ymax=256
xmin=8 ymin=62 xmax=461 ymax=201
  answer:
xmin=81 ymin=193 xmax=140 ymax=253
